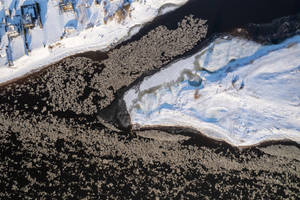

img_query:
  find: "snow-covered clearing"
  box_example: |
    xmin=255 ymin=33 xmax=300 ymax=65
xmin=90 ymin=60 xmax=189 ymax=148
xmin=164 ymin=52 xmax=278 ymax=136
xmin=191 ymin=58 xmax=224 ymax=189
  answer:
xmin=124 ymin=35 xmax=300 ymax=146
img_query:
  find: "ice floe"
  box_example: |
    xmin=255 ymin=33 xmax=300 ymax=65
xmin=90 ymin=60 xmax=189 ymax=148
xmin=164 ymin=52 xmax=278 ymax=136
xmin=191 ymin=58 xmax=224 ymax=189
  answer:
xmin=124 ymin=35 xmax=300 ymax=146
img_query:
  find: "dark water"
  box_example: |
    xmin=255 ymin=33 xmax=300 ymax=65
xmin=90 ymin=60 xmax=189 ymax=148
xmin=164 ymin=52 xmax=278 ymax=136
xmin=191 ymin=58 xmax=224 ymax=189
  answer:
xmin=81 ymin=0 xmax=300 ymax=62
xmin=71 ymin=51 xmax=108 ymax=61
xmin=120 ymin=0 xmax=300 ymax=45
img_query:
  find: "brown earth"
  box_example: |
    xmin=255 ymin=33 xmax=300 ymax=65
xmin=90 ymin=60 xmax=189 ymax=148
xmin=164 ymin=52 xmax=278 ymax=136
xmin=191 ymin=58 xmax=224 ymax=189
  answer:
xmin=0 ymin=13 xmax=300 ymax=199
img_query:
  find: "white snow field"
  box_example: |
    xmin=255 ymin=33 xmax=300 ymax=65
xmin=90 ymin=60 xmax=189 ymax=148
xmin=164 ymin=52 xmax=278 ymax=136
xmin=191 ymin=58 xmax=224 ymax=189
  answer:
xmin=0 ymin=0 xmax=188 ymax=84
xmin=124 ymin=35 xmax=300 ymax=147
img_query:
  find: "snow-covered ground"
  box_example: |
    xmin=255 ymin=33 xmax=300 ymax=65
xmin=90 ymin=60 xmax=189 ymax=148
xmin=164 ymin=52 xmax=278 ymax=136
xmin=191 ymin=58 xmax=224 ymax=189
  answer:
xmin=124 ymin=35 xmax=300 ymax=147
xmin=0 ymin=0 xmax=188 ymax=84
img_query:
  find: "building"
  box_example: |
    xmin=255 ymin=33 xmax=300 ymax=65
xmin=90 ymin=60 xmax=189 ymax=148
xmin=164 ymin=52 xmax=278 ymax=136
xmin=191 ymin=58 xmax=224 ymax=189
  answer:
xmin=21 ymin=3 xmax=42 ymax=29
xmin=59 ymin=0 xmax=74 ymax=13
xmin=4 ymin=13 xmax=21 ymax=39
xmin=6 ymin=23 xmax=20 ymax=38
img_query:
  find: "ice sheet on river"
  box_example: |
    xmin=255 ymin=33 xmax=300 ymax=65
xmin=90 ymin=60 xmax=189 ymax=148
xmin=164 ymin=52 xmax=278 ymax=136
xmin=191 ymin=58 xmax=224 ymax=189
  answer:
xmin=124 ymin=35 xmax=300 ymax=146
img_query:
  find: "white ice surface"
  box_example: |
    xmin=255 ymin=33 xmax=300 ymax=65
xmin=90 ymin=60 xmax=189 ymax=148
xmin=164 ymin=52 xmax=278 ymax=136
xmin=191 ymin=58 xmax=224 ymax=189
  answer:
xmin=124 ymin=35 xmax=300 ymax=146
xmin=0 ymin=0 xmax=188 ymax=84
